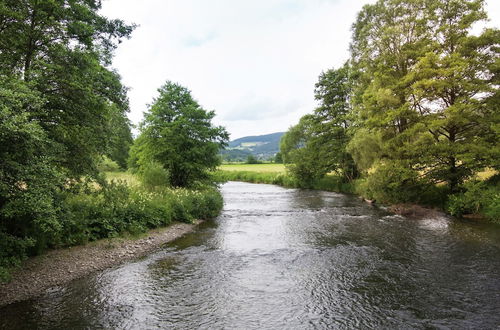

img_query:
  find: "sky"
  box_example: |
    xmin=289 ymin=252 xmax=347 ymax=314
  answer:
xmin=100 ymin=0 xmax=500 ymax=140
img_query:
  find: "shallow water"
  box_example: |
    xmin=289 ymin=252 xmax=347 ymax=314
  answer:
xmin=1 ymin=182 xmax=500 ymax=329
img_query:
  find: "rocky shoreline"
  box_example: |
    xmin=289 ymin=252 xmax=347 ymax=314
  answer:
xmin=0 ymin=221 xmax=203 ymax=307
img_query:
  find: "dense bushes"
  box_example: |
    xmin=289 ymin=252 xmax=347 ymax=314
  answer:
xmin=0 ymin=178 xmax=223 ymax=282
xmin=353 ymin=162 xmax=445 ymax=206
xmin=139 ymin=162 xmax=170 ymax=190
xmin=447 ymin=177 xmax=500 ymax=223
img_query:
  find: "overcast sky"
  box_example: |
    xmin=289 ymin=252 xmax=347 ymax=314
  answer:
xmin=100 ymin=0 xmax=500 ymax=140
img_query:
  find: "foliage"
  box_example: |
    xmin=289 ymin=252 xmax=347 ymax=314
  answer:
xmin=0 ymin=1 xmax=138 ymax=280
xmin=274 ymin=152 xmax=283 ymax=163
xmin=59 ymin=181 xmax=223 ymax=246
xmin=246 ymin=155 xmax=262 ymax=164
xmin=281 ymin=64 xmax=359 ymax=185
xmin=1 ymin=175 xmax=223 ymax=281
xmin=447 ymin=176 xmax=500 ymax=222
xmin=354 ymin=161 xmax=444 ymax=205
xmin=278 ymin=0 xmax=499 ymax=222
xmin=107 ymin=109 xmax=134 ymax=169
xmin=134 ymin=81 xmax=229 ymax=187
xmin=350 ymin=0 xmax=499 ymax=192
xmin=0 ymin=76 xmax=64 ymax=257
xmin=139 ymin=162 xmax=170 ymax=190
xmin=0 ymin=233 xmax=34 ymax=282
xmin=0 ymin=0 xmax=135 ymax=178
xmin=97 ymin=156 xmax=121 ymax=173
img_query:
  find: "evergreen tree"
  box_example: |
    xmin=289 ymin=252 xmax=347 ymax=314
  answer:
xmin=350 ymin=0 xmax=499 ymax=191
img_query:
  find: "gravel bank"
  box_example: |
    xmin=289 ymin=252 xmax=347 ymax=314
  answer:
xmin=0 ymin=221 xmax=202 ymax=307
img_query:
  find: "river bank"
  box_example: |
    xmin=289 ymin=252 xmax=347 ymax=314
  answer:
xmin=0 ymin=220 xmax=203 ymax=307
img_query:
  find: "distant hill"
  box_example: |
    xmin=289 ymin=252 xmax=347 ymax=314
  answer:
xmin=221 ymin=132 xmax=285 ymax=161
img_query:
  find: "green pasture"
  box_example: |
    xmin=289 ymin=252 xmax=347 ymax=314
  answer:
xmin=219 ymin=163 xmax=286 ymax=173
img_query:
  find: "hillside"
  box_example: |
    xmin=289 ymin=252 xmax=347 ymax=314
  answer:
xmin=221 ymin=132 xmax=285 ymax=161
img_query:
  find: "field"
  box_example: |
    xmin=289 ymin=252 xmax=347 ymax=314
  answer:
xmin=219 ymin=163 xmax=286 ymax=173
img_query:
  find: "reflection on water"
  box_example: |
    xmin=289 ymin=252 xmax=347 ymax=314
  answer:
xmin=1 ymin=182 xmax=500 ymax=329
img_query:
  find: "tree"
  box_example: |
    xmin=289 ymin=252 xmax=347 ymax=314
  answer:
xmin=0 ymin=76 xmax=62 ymax=258
xmin=246 ymin=155 xmax=261 ymax=164
xmin=137 ymin=81 xmax=229 ymax=187
xmin=0 ymin=1 xmax=135 ymax=275
xmin=0 ymin=0 xmax=135 ymax=177
xmin=280 ymin=64 xmax=358 ymax=184
xmin=274 ymin=152 xmax=283 ymax=164
xmin=349 ymin=0 xmax=499 ymax=191
xmin=107 ymin=106 xmax=134 ymax=169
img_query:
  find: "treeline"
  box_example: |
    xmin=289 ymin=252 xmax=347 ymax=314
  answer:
xmin=0 ymin=1 xmax=226 ymax=280
xmin=281 ymin=0 xmax=499 ymax=221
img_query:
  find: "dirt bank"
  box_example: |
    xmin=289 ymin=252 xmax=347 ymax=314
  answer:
xmin=0 ymin=221 xmax=203 ymax=307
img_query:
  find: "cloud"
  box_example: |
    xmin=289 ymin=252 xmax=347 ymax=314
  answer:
xmin=100 ymin=0 xmax=500 ymax=140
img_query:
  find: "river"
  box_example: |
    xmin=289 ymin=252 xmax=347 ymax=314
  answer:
xmin=1 ymin=181 xmax=499 ymax=329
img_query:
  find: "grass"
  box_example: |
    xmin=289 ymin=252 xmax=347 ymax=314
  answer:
xmin=219 ymin=163 xmax=286 ymax=173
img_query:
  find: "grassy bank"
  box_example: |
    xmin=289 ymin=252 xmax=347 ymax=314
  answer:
xmin=0 ymin=172 xmax=223 ymax=282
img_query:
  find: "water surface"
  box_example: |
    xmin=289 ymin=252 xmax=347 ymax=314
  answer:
xmin=1 ymin=182 xmax=499 ymax=329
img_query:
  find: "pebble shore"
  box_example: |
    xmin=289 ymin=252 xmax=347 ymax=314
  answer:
xmin=0 ymin=221 xmax=203 ymax=307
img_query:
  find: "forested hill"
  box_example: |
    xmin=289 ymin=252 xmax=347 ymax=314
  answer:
xmin=221 ymin=132 xmax=285 ymax=161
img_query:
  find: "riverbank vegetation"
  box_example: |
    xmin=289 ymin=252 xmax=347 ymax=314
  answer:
xmin=0 ymin=2 xmax=226 ymax=281
xmin=278 ymin=0 xmax=499 ymax=223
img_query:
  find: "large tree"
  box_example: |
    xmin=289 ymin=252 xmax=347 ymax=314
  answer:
xmin=0 ymin=1 xmax=134 ymax=266
xmin=137 ymin=81 xmax=229 ymax=187
xmin=349 ymin=0 xmax=499 ymax=191
xmin=0 ymin=0 xmax=134 ymax=177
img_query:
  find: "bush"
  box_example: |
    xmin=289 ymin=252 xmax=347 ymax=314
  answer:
xmin=97 ymin=156 xmax=121 ymax=172
xmin=139 ymin=162 xmax=170 ymax=190
xmin=0 ymin=233 xmax=34 ymax=282
xmin=1 ymin=176 xmax=224 ymax=282
xmin=355 ymin=162 xmax=432 ymax=204
xmin=57 ymin=181 xmax=224 ymax=247
xmin=246 ymin=155 xmax=262 ymax=164
xmin=447 ymin=178 xmax=500 ymax=222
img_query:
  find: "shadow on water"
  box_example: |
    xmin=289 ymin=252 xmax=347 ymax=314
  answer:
xmin=1 ymin=181 xmax=499 ymax=329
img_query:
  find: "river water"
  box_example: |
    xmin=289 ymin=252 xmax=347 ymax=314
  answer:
xmin=1 ymin=182 xmax=500 ymax=329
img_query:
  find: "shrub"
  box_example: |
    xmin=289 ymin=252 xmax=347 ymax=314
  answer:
xmin=97 ymin=156 xmax=121 ymax=172
xmin=139 ymin=162 xmax=170 ymax=190
xmin=246 ymin=155 xmax=261 ymax=164
xmin=447 ymin=178 xmax=500 ymax=222
xmin=355 ymin=162 xmax=431 ymax=204
xmin=0 ymin=233 xmax=34 ymax=282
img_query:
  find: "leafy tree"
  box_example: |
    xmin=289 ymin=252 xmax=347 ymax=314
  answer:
xmin=350 ymin=0 xmax=499 ymax=191
xmin=246 ymin=155 xmax=261 ymax=164
xmin=107 ymin=106 xmax=134 ymax=169
xmin=280 ymin=64 xmax=358 ymax=184
xmin=0 ymin=0 xmax=135 ymax=177
xmin=137 ymin=81 xmax=229 ymax=187
xmin=280 ymin=115 xmax=328 ymax=186
xmin=0 ymin=1 xmax=135 ymax=276
xmin=0 ymin=76 xmax=62 ymax=255
xmin=274 ymin=152 xmax=283 ymax=164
